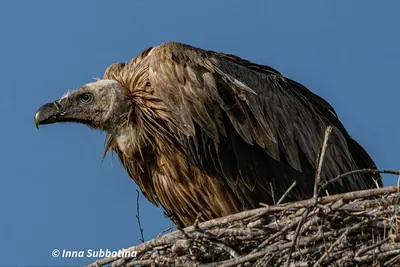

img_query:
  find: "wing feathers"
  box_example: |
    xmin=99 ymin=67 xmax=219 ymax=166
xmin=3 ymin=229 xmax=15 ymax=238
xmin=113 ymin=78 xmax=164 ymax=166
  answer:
xmin=147 ymin=42 xmax=381 ymax=196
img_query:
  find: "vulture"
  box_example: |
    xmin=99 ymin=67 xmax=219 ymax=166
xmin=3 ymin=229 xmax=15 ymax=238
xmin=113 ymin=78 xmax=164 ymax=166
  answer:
xmin=34 ymin=42 xmax=382 ymax=227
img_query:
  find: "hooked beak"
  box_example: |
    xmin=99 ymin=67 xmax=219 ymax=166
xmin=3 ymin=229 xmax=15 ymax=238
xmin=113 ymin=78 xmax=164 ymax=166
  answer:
xmin=34 ymin=101 xmax=63 ymax=129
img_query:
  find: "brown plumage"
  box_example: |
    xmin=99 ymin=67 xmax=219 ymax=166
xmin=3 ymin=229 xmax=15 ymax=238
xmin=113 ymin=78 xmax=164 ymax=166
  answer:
xmin=34 ymin=42 xmax=382 ymax=227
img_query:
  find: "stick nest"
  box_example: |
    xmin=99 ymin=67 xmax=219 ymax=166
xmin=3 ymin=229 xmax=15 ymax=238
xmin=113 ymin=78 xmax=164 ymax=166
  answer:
xmin=87 ymin=184 xmax=400 ymax=267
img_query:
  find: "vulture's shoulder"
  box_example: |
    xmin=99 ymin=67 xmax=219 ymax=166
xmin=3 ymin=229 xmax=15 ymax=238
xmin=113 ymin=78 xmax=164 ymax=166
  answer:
xmin=150 ymin=42 xmax=281 ymax=76
xmin=150 ymin=42 xmax=337 ymax=118
xmin=103 ymin=62 xmax=126 ymax=80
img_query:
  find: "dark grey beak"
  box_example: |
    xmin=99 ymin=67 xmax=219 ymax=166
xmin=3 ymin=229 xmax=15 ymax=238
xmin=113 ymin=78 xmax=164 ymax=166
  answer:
xmin=34 ymin=101 xmax=62 ymax=129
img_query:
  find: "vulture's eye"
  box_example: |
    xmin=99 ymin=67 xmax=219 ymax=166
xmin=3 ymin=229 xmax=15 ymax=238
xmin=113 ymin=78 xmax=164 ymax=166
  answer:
xmin=79 ymin=93 xmax=93 ymax=104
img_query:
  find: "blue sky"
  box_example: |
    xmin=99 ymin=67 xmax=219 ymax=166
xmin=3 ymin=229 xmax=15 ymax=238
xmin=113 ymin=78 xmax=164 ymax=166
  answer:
xmin=1 ymin=1 xmax=399 ymax=266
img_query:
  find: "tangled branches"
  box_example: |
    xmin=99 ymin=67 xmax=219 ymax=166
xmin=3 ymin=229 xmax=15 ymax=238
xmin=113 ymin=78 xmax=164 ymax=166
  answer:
xmin=87 ymin=184 xmax=400 ymax=267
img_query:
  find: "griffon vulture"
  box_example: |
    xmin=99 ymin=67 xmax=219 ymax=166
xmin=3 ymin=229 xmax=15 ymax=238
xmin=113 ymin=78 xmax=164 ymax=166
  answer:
xmin=34 ymin=42 xmax=382 ymax=227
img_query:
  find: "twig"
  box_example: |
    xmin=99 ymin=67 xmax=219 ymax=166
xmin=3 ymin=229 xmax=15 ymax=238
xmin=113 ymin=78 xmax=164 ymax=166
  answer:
xmin=356 ymin=236 xmax=390 ymax=256
xmin=284 ymin=208 xmax=311 ymax=266
xmin=212 ymin=241 xmax=241 ymax=258
xmin=321 ymin=169 xmax=400 ymax=192
xmin=313 ymin=225 xmax=348 ymax=266
xmin=383 ymin=253 xmax=400 ymax=267
xmin=125 ymin=259 xmax=153 ymax=266
xmin=156 ymin=224 xmax=174 ymax=238
xmin=269 ymin=182 xmax=276 ymax=205
xmin=314 ymin=126 xmax=333 ymax=197
xmin=193 ymin=213 xmax=203 ymax=230
xmin=135 ymin=189 xmax=145 ymax=243
xmin=277 ymin=180 xmax=297 ymax=205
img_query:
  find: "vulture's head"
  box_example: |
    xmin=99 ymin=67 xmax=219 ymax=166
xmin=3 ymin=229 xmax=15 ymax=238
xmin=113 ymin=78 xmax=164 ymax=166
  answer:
xmin=34 ymin=80 xmax=131 ymax=132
